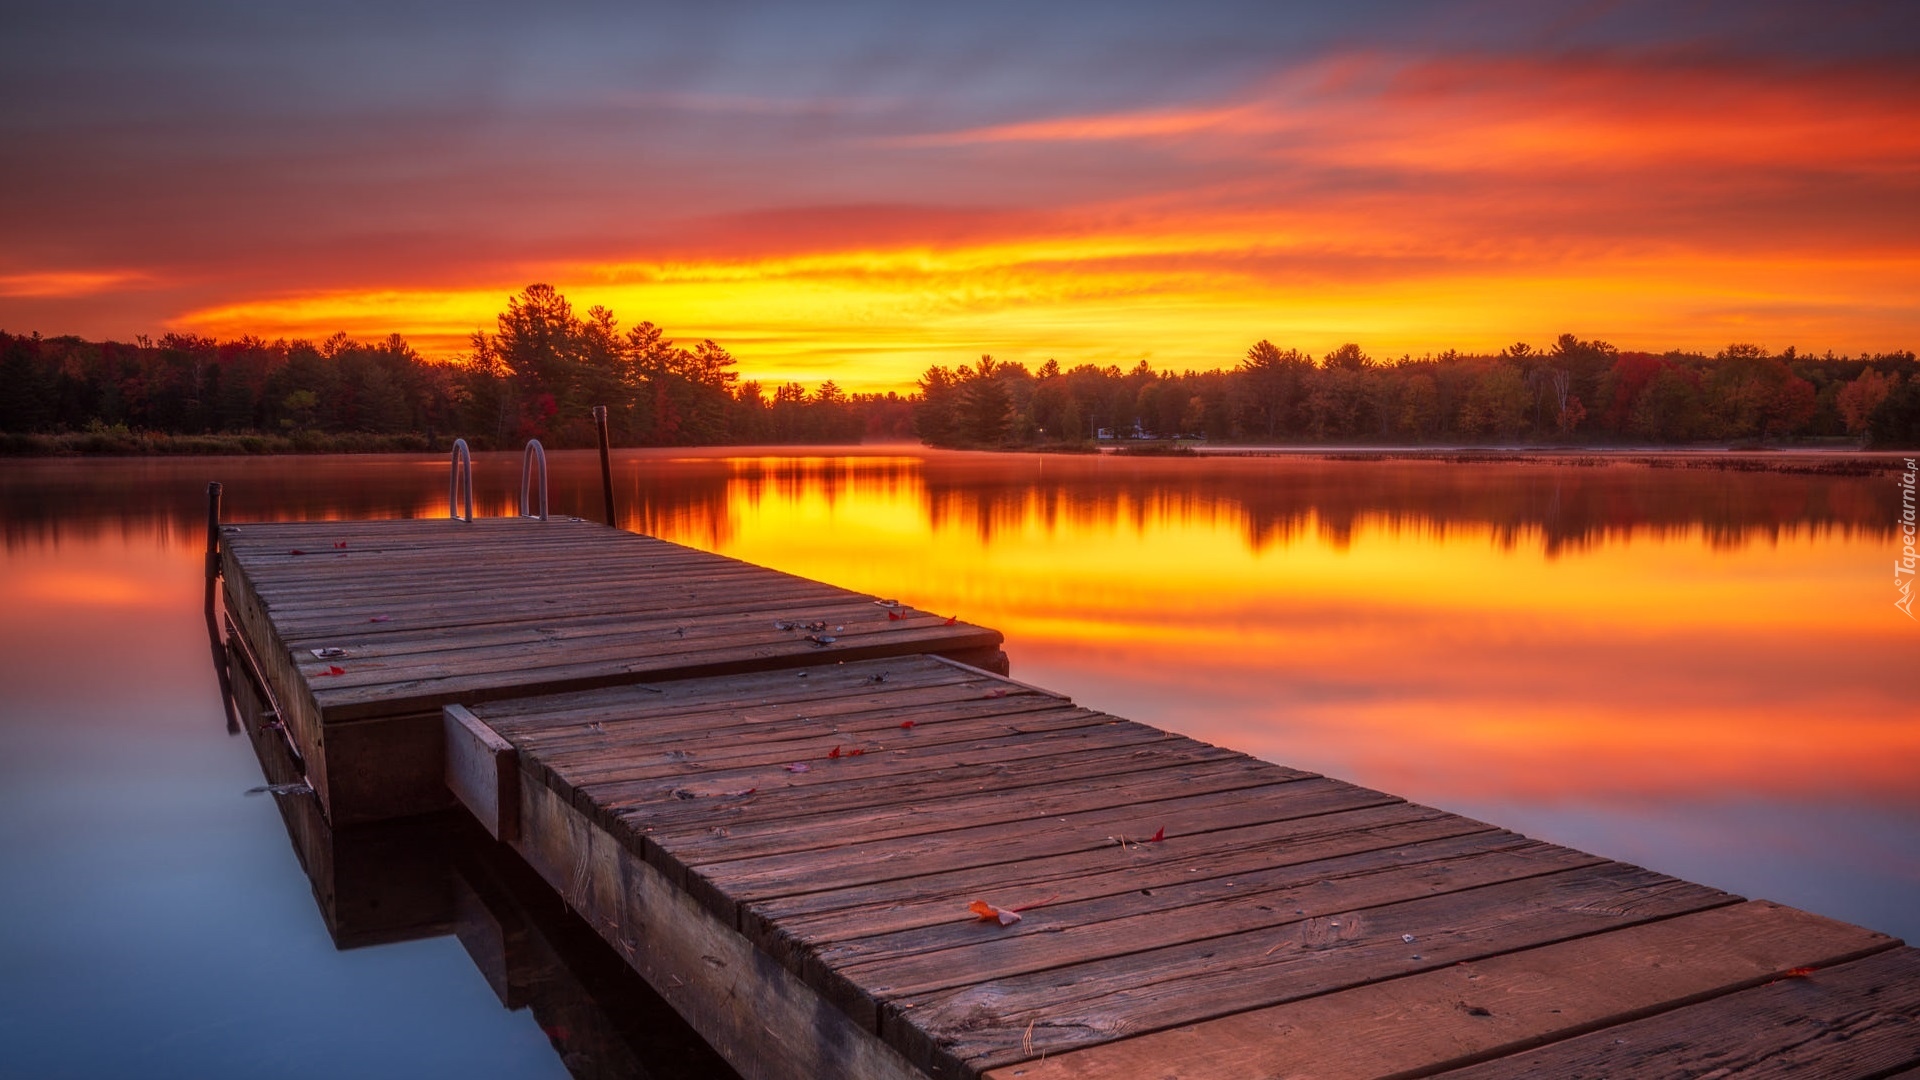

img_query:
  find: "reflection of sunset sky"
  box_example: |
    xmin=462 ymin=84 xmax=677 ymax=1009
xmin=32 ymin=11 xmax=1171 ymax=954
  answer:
xmin=648 ymin=456 xmax=1917 ymax=818
xmin=4 ymin=3 xmax=1918 ymax=388
xmin=2 ymin=449 xmax=1916 ymax=944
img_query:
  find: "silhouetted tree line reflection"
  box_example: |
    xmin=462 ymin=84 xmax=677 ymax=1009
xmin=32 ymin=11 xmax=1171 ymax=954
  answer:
xmin=915 ymin=338 xmax=1920 ymax=449
xmin=906 ymin=456 xmax=1898 ymax=555
xmin=4 ymin=452 xmax=1900 ymax=558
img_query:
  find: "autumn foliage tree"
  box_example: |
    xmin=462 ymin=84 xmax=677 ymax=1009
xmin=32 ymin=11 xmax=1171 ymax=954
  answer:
xmin=5 ymin=304 xmax=1917 ymax=449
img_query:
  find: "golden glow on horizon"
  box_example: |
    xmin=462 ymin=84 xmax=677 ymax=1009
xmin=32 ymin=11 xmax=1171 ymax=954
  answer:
xmin=168 ymin=245 xmax=1920 ymax=393
xmin=638 ymin=456 xmax=1918 ymax=808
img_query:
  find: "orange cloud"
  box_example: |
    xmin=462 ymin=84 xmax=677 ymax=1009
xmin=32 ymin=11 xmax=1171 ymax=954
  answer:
xmin=123 ymin=51 xmax=1920 ymax=389
xmin=0 ymin=270 xmax=153 ymax=298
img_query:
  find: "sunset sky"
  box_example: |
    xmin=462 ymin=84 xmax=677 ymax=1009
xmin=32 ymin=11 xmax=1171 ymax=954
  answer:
xmin=3 ymin=1 xmax=1917 ymax=391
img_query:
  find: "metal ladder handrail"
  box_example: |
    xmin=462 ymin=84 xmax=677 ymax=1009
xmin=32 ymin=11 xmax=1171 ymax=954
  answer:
xmin=519 ymin=439 xmax=549 ymax=521
xmin=449 ymin=439 xmax=475 ymax=522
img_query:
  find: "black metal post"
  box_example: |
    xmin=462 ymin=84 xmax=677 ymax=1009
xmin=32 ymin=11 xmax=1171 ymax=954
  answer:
xmin=593 ymin=405 xmax=617 ymax=528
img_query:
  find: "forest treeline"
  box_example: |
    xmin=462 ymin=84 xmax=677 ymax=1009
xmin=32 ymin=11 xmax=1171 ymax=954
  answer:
xmin=3 ymin=283 xmax=1917 ymax=450
xmin=917 ymin=338 xmax=1920 ymax=449
xmin=0 ymin=284 xmax=910 ymax=451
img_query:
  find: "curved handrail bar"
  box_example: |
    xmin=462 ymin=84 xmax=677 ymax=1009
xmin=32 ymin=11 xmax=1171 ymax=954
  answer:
xmin=520 ymin=439 xmax=549 ymax=521
xmin=449 ymin=439 xmax=474 ymax=522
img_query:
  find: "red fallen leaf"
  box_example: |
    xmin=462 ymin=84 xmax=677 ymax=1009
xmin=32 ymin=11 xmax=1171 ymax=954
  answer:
xmin=969 ymin=900 xmax=1022 ymax=926
xmin=849 ymin=748 xmax=866 ymax=756
xmin=827 ymin=746 xmax=842 ymax=759
xmin=317 ymin=665 xmax=345 ymax=676
xmin=944 ymin=615 xmax=958 ymax=625
xmin=888 ymin=610 xmax=904 ymax=621
xmin=1782 ymin=966 xmax=1816 ymax=978
xmin=333 ymin=541 xmax=348 ymax=549
xmin=288 ymin=549 xmax=307 ymax=556
xmin=1148 ymin=827 xmax=1166 ymax=843
xmin=899 ymin=720 xmax=916 ymax=729
xmin=968 ymin=892 xmax=1061 ymax=926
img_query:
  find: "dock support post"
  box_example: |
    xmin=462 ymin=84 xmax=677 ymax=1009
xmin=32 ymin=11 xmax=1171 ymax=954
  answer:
xmin=593 ymin=404 xmax=616 ymax=528
xmin=203 ymin=481 xmax=223 ymax=618
xmin=203 ymin=480 xmax=240 ymax=734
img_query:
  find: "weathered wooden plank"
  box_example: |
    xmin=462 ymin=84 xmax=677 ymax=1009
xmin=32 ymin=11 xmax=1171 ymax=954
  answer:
xmin=985 ymin=901 xmax=1900 ymax=1080
xmin=751 ymin=805 xmax=1487 ymax=962
xmin=321 ymin=710 xmax=453 ymax=825
xmin=888 ymin=862 xmax=1736 ymax=1074
xmin=827 ymin=835 xmax=1598 ymax=991
xmin=581 ymin=737 xmax=1238 ymax=839
xmin=221 ymin=552 xmax=331 ymax=813
xmin=241 ymin=544 xmax=766 ymax=592
xmin=257 ymin=551 xmax=836 ymax=599
xmin=1426 ymin=943 xmax=1920 ymax=1080
xmin=648 ymin=756 xmax=1301 ymax=869
xmin=306 ymin=619 xmax=1001 ymax=705
xmin=226 ymin=519 xmax=1003 ymax=733
xmin=308 ymin=623 xmax=1006 ymax=722
xmin=682 ymin=777 xmax=1401 ymax=919
xmin=510 ymin=678 xmax=1060 ymax=762
xmin=480 ymin=655 xmax=998 ymax=729
xmin=509 ymin=770 xmax=931 ymax=1080
xmin=444 ymin=704 xmax=520 ymax=842
xmin=547 ymin=702 xmax=1104 ymax=790
xmin=270 ymin=581 xmax=902 ymax=641
xmin=806 ymin=835 xmax=1603 ymax=1032
xmin=544 ymin=706 xmax=1122 ymax=806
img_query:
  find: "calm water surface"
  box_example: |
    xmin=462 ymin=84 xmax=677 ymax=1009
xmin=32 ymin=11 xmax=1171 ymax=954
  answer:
xmin=1 ymin=448 xmax=1915 ymax=1077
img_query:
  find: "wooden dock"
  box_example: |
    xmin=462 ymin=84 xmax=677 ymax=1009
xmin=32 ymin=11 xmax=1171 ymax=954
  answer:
xmin=218 ymin=517 xmax=1003 ymax=824
xmin=217 ymin=515 xmax=1920 ymax=1080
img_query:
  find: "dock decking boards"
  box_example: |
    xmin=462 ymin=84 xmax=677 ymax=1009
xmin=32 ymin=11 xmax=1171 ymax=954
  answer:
xmin=218 ymin=517 xmax=1003 ymax=823
xmin=456 ymin=655 xmax=1915 ymax=1080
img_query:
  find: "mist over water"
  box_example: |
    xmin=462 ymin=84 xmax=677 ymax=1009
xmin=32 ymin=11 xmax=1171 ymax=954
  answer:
xmin=1 ymin=448 xmax=1914 ymax=1076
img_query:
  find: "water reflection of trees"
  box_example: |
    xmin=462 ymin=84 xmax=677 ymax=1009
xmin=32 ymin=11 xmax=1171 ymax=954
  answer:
xmin=911 ymin=456 xmax=1898 ymax=556
xmin=1 ymin=452 xmax=1898 ymax=556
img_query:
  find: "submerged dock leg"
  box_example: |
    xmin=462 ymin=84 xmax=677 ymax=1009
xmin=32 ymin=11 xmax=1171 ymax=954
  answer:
xmin=203 ymin=481 xmax=222 ymax=619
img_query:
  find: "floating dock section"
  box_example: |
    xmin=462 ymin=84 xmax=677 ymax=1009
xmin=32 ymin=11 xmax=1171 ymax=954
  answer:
xmin=218 ymin=517 xmax=1004 ymax=824
xmin=217 ymin=515 xmax=1920 ymax=1080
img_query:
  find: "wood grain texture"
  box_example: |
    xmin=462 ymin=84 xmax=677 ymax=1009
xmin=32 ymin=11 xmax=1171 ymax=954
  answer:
xmin=886 ymin=861 xmax=1738 ymax=1074
xmin=450 ymin=649 xmax=1908 ymax=1080
xmin=221 ymin=516 xmax=1002 ymax=823
xmin=444 ymin=703 xmax=520 ymax=841
xmin=511 ymin=771 xmax=931 ymax=1080
xmin=985 ymin=901 xmax=1899 ymax=1080
xmin=1428 ymin=944 xmax=1920 ymax=1080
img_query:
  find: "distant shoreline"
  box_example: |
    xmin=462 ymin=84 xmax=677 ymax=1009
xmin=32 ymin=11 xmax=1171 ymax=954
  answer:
xmin=4 ymin=429 xmax=1908 ymax=476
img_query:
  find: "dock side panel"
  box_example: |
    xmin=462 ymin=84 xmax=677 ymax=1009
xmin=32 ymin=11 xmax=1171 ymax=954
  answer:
xmin=511 ymin=776 xmax=931 ymax=1080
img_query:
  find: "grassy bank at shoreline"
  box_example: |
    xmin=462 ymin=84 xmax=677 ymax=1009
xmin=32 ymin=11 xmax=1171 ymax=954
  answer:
xmin=0 ymin=429 xmax=435 ymax=457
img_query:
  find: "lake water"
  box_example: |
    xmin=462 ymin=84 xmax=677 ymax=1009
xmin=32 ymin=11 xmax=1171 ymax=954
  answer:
xmin=2 ymin=448 xmax=1915 ymax=1078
